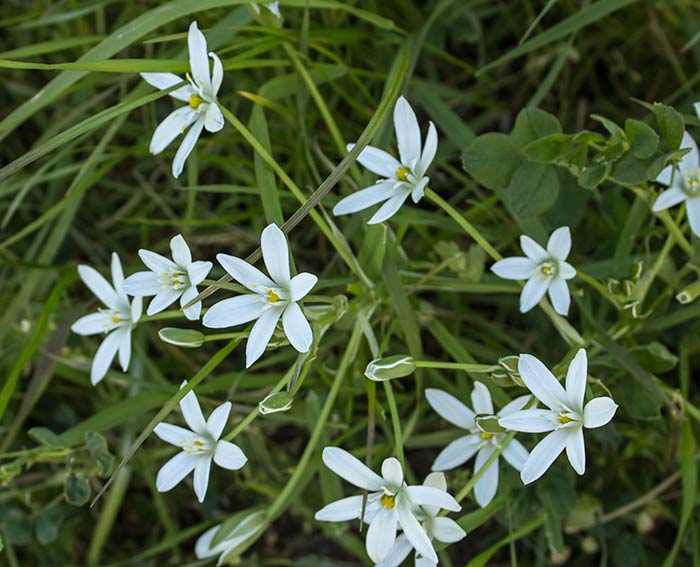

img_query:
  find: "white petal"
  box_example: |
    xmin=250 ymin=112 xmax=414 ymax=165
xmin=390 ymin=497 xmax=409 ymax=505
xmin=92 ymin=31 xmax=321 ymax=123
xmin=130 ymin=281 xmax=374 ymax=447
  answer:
xmin=677 ymin=131 xmax=700 ymax=175
xmin=520 ymin=235 xmax=549 ymax=263
xmin=154 ymin=423 xmax=194 ymax=446
xmin=381 ymin=458 xmax=404 ymax=488
xmin=375 ymin=535 xmax=413 ymax=567
xmin=517 ymin=354 xmax=568 ymax=410
xmin=188 ymin=21 xmax=212 ymax=95
xmin=90 ymin=329 xmax=122 ymax=385
xmin=404 ymin=486 xmax=460 ymax=512
xmin=170 ymin=234 xmax=191 ymax=267
xmin=150 ymin=106 xmax=198 ymax=154
xmin=501 ymin=438 xmax=529 ymax=472
xmin=139 ymin=249 xmax=177 ymax=274
xmin=210 ymin=52 xmax=223 ymax=95
xmin=547 ymin=278 xmax=571 ymax=316
xmin=180 ymin=286 xmax=201 ymax=321
xmin=122 ymin=272 xmax=160 ymax=296
xmin=656 ymin=164 xmax=674 ymax=187
xmin=366 ymin=508 xmax=398 ymax=563
xmin=520 ymin=429 xmax=569 ymax=485
xmin=213 ymin=440 xmax=247 ymax=470
xmin=289 ymin=272 xmax=317 ymax=301
xmin=416 ymin=557 xmax=437 ymax=567
xmin=71 ymin=312 xmax=109 ymax=336
xmin=261 ymin=224 xmax=290 ymax=286
xmin=282 ymin=302 xmax=313 ymax=353
xmin=245 ymin=305 xmax=284 ymax=367
xmin=202 ymin=295 xmax=265 ymax=329
xmin=194 ymin=525 xmax=220 ymax=559
xmin=498 ymin=394 xmax=532 ymax=417
xmin=131 ymin=296 xmax=142 ymax=324
xmin=206 ymin=402 xmax=231 ymax=440
xmin=425 ymin=388 xmax=475 ymax=429
xmin=474 ymin=445 xmax=498 ymax=508
xmin=156 ymin=451 xmax=197 ymax=492
xmin=652 ymin=186 xmax=686 ymax=212
xmin=193 ymin=457 xmax=212 ymax=502
xmin=431 ymin=517 xmax=466 ymax=543
xmin=140 ymin=72 xmax=195 ymax=102
xmin=349 ymin=143 xmax=401 ymax=177
xmin=117 ymin=326 xmax=131 ymax=371
xmin=695 ymin=103 xmax=700 ymax=121
xmin=470 ymin=381 xmax=493 ymax=415
xmin=686 ymin=197 xmax=700 ymax=237
xmin=417 ymin=121 xmax=438 ymax=177
xmin=147 ymin=289 xmax=181 ymax=316
xmin=77 ymin=265 xmax=119 ymax=309
xmin=394 ymin=96 xmax=421 ymax=166
xmin=188 ymin=260 xmax=212 ymax=286
xmin=332 ymin=181 xmax=396 ymax=216
xmin=179 ymin=382 xmax=207 ymax=435
xmin=565 ymin=349 xmax=588 ymax=412
xmin=423 ymin=471 xmax=446 ymax=491
xmin=216 ymin=254 xmax=276 ymax=292
xmin=110 ymin=253 xmax=127 ymax=300
xmin=204 ymin=103 xmax=224 ymax=133
xmin=498 ymin=409 xmax=557 ymax=433
xmin=546 ymin=226 xmax=571 ymax=260
xmin=321 ymin=447 xmax=384 ymax=491
xmin=519 ymin=277 xmax=548 ymax=313
xmin=583 ymin=397 xmax=618 ymax=428
xmin=566 ymin=426 xmax=586 ymax=475
xmin=490 ymin=257 xmax=536 ymax=280
xmin=368 ymin=189 xmax=411 ymax=224
xmin=172 ymin=119 xmax=204 ymax=179
xmin=432 ymin=434 xmax=481 ymax=471
xmin=397 ymin=497 xmax=436 ymax=564
xmin=410 ymin=176 xmax=429 ymax=203
xmin=314 ymin=495 xmax=364 ymax=522
xmin=559 ymin=261 xmax=577 ymax=279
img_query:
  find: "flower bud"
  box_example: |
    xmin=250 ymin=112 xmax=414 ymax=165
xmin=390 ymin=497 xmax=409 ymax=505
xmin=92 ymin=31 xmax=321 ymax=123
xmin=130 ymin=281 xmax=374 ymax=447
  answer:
xmin=259 ymin=392 xmax=294 ymax=415
xmin=364 ymin=355 xmax=416 ymax=382
xmin=158 ymin=327 xmax=205 ymax=348
xmin=676 ymin=281 xmax=700 ymax=304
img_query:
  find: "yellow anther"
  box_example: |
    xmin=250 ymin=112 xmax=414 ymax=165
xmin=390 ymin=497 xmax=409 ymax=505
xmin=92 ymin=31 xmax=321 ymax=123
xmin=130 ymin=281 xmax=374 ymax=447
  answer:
xmin=380 ymin=494 xmax=396 ymax=509
xmin=540 ymin=263 xmax=554 ymax=276
xmin=480 ymin=431 xmax=493 ymax=440
xmin=396 ymin=166 xmax=410 ymax=182
xmin=189 ymin=94 xmax=204 ymax=109
xmin=559 ymin=415 xmax=573 ymax=424
xmin=111 ymin=315 xmax=121 ymax=324
xmin=268 ymin=290 xmax=281 ymax=303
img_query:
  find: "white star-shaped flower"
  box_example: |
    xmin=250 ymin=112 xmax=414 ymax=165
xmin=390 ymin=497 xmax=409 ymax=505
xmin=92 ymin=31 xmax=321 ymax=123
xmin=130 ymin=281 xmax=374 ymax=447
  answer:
xmin=653 ymin=108 xmax=700 ymax=236
xmin=141 ymin=21 xmax=224 ymax=178
xmin=202 ymin=223 xmax=317 ymax=367
xmin=377 ymin=472 xmax=466 ymax=567
xmin=154 ymin=382 xmax=247 ymax=503
xmin=315 ymin=447 xmax=461 ymax=564
xmin=333 ymin=96 xmax=437 ymax=224
xmin=498 ymin=349 xmax=618 ymax=484
xmin=122 ymin=234 xmax=212 ymax=321
xmin=426 ymin=382 xmax=530 ymax=508
xmin=490 ymin=226 xmax=576 ymax=316
xmin=71 ymin=252 xmax=142 ymax=385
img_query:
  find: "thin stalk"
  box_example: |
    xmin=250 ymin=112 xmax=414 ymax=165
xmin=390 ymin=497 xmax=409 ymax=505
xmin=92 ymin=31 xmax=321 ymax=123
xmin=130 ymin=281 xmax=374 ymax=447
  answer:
xmin=383 ymin=381 xmax=404 ymax=466
xmin=414 ymin=360 xmax=499 ymax=372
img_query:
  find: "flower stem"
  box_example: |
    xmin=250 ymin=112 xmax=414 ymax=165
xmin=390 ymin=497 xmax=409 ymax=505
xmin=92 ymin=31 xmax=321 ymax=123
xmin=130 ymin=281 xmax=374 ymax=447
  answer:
xmin=413 ymin=360 xmax=499 ymax=372
xmin=383 ymin=381 xmax=404 ymax=467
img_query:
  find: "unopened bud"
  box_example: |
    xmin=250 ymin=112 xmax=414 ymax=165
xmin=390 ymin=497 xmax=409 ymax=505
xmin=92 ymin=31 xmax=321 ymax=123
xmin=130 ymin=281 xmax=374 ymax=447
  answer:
xmin=158 ymin=327 xmax=205 ymax=348
xmin=676 ymin=281 xmax=700 ymax=304
xmin=259 ymin=392 xmax=294 ymax=415
xmin=364 ymin=355 xmax=416 ymax=382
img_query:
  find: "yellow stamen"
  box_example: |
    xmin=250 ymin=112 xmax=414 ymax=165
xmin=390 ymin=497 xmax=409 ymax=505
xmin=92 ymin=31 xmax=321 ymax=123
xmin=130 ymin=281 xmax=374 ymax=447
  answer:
xmin=396 ymin=166 xmax=410 ymax=182
xmin=559 ymin=415 xmax=573 ymax=424
xmin=480 ymin=431 xmax=493 ymax=440
xmin=268 ymin=290 xmax=281 ymax=303
xmin=111 ymin=315 xmax=121 ymax=324
xmin=540 ymin=263 xmax=554 ymax=276
xmin=189 ymin=94 xmax=204 ymax=109
xmin=380 ymin=494 xmax=396 ymax=509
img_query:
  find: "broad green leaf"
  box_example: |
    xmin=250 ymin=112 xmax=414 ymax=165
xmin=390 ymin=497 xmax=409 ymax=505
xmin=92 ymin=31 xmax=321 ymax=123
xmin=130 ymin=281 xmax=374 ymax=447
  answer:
xmin=579 ymin=163 xmax=609 ymax=189
xmin=654 ymin=103 xmax=685 ymax=150
xmin=625 ymin=118 xmax=659 ymax=159
xmin=512 ymin=107 xmax=562 ymax=146
xmin=64 ymin=473 xmax=91 ymax=506
xmin=612 ymin=153 xmax=648 ymax=185
xmin=462 ymin=133 xmax=524 ymax=190
xmin=499 ymin=162 xmax=560 ymax=220
xmin=523 ymin=133 xmax=573 ymax=162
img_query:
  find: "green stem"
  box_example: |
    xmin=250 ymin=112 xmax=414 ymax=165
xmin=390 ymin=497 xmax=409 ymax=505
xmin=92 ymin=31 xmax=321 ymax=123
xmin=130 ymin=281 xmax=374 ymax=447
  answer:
xmin=383 ymin=381 xmax=404 ymax=466
xmin=414 ymin=360 xmax=499 ymax=372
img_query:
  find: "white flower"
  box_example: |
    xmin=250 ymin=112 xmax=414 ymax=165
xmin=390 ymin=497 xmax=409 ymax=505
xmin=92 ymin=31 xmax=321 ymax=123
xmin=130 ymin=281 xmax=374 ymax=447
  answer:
xmin=490 ymin=226 xmax=576 ymax=316
xmin=195 ymin=511 xmax=265 ymax=564
xmin=378 ymin=472 xmax=466 ymax=567
xmin=202 ymin=223 xmax=317 ymax=367
xmin=426 ymin=383 xmax=530 ymax=508
xmin=315 ymin=447 xmax=461 ymax=564
xmin=333 ymin=96 xmax=437 ymax=224
xmin=141 ymin=21 xmax=224 ymax=178
xmin=653 ymin=115 xmax=700 ymax=236
xmin=251 ymin=1 xmax=281 ymax=19
xmin=498 ymin=349 xmax=618 ymax=484
xmin=154 ymin=382 xmax=247 ymax=503
xmin=71 ymin=253 xmax=142 ymax=385
xmin=122 ymin=234 xmax=212 ymax=321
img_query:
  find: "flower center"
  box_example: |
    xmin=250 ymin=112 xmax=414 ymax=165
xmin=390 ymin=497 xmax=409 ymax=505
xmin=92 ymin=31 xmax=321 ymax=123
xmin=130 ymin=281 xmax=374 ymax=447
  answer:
xmin=396 ymin=166 xmax=411 ymax=182
xmin=538 ymin=261 xmax=557 ymax=278
xmin=268 ymin=290 xmax=281 ymax=303
xmin=181 ymin=437 xmax=211 ymax=455
xmin=480 ymin=431 xmax=493 ymax=440
xmin=189 ymin=94 xmax=204 ymax=109
xmin=159 ymin=269 xmax=190 ymax=291
xmin=683 ymin=173 xmax=700 ymax=195
xmin=111 ymin=315 xmax=121 ymax=324
xmin=380 ymin=494 xmax=396 ymax=509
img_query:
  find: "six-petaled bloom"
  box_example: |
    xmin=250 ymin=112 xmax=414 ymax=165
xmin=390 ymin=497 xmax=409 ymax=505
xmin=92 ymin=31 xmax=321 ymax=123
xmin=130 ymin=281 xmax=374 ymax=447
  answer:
xmin=653 ymin=107 xmax=700 ymax=236
xmin=315 ymin=447 xmax=461 ymax=564
xmin=154 ymin=382 xmax=247 ymax=503
xmin=426 ymin=383 xmax=530 ymax=507
xmin=491 ymin=226 xmax=576 ymax=316
xmin=333 ymin=95 xmax=437 ymax=224
xmin=498 ymin=349 xmax=617 ymax=484
xmin=122 ymin=234 xmax=212 ymax=321
xmin=141 ymin=21 xmax=224 ymax=178
xmin=202 ymin=223 xmax=317 ymax=367
xmin=71 ymin=252 xmax=142 ymax=385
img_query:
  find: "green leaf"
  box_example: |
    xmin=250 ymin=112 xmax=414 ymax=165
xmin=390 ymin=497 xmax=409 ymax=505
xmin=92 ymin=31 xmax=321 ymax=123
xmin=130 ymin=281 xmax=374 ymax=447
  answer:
xmin=462 ymin=133 xmax=524 ymax=190
xmin=64 ymin=473 xmax=92 ymax=507
xmin=498 ymin=162 xmax=560 ymax=219
xmin=625 ymin=119 xmax=659 ymax=159
xmin=629 ymin=342 xmax=678 ymax=374
xmin=84 ymin=432 xmax=114 ymax=476
xmin=28 ymin=427 xmax=65 ymax=447
xmin=35 ymin=506 xmax=65 ymax=545
xmin=579 ymin=163 xmax=609 ymax=189
xmin=523 ymin=133 xmax=573 ymax=162
xmin=158 ymin=328 xmax=205 ymax=348
xmin=591 ymin=114 xmax=627 ymax=143
xmin=512 ymin=107 xmax=562 ymax=146
xmin=611 ymin=153 xmax=648 ymax=185
xmin=1 ymin=507 xmax=31 ymax=545
xmin=654 ymin=103 xmax=685 ymax=150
